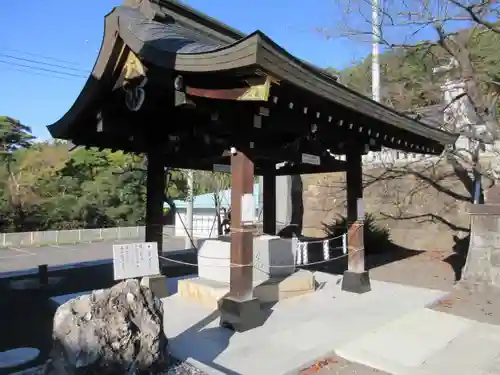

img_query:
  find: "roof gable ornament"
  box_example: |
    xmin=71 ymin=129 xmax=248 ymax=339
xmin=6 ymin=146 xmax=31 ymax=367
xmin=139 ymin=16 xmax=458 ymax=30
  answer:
xmin=117 ymin=51 xmax=148 ymax=112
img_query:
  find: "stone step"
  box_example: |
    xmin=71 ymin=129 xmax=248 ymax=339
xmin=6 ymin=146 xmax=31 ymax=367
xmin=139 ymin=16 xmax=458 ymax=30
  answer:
xmin=178 ymin=270 xmax=316 ymax=308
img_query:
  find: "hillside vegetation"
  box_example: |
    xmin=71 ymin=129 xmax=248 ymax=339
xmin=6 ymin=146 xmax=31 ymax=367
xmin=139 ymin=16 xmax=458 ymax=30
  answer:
xmin=305 ymin=26 xmax=500 ymax=251
xmin=336 ymin=27 xmax=500 ymax=112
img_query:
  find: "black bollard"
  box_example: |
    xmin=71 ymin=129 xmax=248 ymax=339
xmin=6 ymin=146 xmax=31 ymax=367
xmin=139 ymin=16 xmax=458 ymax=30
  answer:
xmin=38 ymin=264 xmax=48 ymax=286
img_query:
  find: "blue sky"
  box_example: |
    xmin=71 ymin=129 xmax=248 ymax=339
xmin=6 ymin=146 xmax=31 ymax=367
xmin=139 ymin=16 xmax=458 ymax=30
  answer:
xmin=0 ymin=0 xmax=458 ymax=140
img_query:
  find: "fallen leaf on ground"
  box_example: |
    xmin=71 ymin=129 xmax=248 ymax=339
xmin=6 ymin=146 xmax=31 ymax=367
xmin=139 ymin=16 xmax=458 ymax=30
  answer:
xmin=438 ymin=299 xmax=454 ymax=307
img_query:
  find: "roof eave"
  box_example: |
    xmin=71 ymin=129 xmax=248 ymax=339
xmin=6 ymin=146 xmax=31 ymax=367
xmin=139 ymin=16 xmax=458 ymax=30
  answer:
xmin=122 ymin=2 xmax=458 ymax=148
xmin=46 ymin=9 xmax=124 ymax=140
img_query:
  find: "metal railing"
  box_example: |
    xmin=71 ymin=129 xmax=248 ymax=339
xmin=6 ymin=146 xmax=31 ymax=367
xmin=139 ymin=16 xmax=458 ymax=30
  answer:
xmin=0 ymin=225 xmax=176 ymax=248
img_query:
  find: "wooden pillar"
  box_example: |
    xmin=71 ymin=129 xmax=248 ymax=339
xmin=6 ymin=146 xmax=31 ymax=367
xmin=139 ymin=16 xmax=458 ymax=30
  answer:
xmin=219 ymin=148 xmax=262 ymax=332
xmin=229 ymin=150 xmax=254 ymax=297
xmin=341 ymin=146 xmax=371 ymax=293
xmin=145 ymin=149 xmax=165 ymax=255
xmin=262 ymin=171 xmax=276 ymax=235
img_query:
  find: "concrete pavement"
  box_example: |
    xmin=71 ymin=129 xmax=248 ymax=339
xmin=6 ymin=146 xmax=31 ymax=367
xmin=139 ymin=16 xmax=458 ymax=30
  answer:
xmin=337 ymin=308 xmax=500 ymax=375
xmin=161 ymin=272 xmax=447 ymax=375
xmin=46 ymin=271 xmax=500 ymax=375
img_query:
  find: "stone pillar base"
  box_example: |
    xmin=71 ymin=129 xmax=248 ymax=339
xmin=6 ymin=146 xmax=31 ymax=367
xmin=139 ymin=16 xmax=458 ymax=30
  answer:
xmin=341 ymin=271 xmax=371 ymax=294
xmin=462 ymin=203 xmax=500 ymax=291
xmin=140 ymin=275 xmax=169 ymax=299
xmin=218 ymin=295 xmax=263 ymax=332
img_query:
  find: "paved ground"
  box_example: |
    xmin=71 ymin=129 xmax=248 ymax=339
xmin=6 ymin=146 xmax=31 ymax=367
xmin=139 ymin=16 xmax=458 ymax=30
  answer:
xmin=10 ymin=241 xmax=500 ymax=375
xmin=319 ymin=249 xmax=500 ymax=374
xmin=162 ymin=273 xmax=447 ymax=375
xmin=0 ymin=237 xmax=200 ymax=276
xmin=158 ymin=263 xmax=500 ymax=375
xmin=336 ymin=307 xmax=500 ymax=375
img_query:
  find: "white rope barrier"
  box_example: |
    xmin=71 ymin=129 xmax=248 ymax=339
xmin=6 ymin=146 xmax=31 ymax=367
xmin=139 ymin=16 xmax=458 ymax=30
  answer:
xmin=158 ymin=245 xmax=356 ymax=269
xmin=323 ymin=239 xmax=329 ymax=261
xmin=165 ymin=224 xmax=353 ymax=268
xmin=295 ymin=232 xmax=347 ymax=266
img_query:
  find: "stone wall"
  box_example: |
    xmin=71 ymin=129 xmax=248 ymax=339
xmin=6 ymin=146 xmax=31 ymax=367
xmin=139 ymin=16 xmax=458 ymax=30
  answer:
xmin=461 ymin=204 xmax=500 ymax=291
xmin=302 ymin=161 xmax=474 ymax=251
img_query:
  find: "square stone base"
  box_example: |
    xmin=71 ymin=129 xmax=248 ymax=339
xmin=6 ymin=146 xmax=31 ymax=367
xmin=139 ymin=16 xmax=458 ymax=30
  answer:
xmin=198 ymin=236 xmax=296 ymax=284
xmin=140 ymin=275 xmax=169 ymax=298
xmin=177 ymin=270 xmax=316 ymax=309
xmin=219 ymin=295 xmax=263 ymax=332
xmin=341 ymin=271 xmax=371 ymax=294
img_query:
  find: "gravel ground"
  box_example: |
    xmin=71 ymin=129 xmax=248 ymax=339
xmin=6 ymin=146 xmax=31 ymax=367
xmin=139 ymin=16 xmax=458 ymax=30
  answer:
xmin=368 ymin=249 xmax=457 ymax=292
xmin=162 ymin=358 xmax=207 ymax=375
xmin=297 ymin=355 xmax=389 ymax=375
xmin=368 ymin=249 xmax=500 ymax=325
xmin=12 ymin=356 xmax=207 ymax=375
xmin=431 ymin=286 xmax=500 ymax=325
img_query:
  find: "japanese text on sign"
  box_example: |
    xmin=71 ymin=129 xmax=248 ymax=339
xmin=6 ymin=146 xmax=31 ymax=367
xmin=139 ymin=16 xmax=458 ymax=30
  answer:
xmin=112 ymin=242 xmax=160 ymax=280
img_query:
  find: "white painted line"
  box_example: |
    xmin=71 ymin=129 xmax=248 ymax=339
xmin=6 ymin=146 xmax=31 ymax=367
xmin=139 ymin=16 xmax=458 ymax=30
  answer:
xmin=0 ymin=253 xmax=32 ymax=259
xmin=9 ymin=247 xmax=35 ymax=255
xmin=48 ymin=244 xmax=79 ymax=252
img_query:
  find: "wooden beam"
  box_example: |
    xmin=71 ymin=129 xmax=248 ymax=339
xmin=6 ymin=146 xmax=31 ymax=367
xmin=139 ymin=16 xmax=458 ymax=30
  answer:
xmin=145 ymin=148 xmax=166 ymax=255
xmin=341 ymin=146 xmax=371 ymax=293
xmin=219 ymin=148 xmax=263 ymax=332
xmin=346 ymin=148 xmax=364 ymax=272
xmin=185 ymin=76 xmax=274 ymax=101
xmin=229 ymin=150 xmax=255 ymax=297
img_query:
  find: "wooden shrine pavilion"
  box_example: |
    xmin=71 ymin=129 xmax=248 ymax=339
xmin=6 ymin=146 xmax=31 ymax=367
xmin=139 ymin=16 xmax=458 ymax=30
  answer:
xmin=48 ymin=0 xmax=457 ymax=330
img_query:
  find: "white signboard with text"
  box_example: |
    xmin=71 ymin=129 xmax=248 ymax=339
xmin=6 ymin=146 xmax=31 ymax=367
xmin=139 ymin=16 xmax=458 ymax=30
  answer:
xmin=241 ymin=193 xmax=255 ymax=223
xmin=213 ymin=164 xmax=231 ymax=173
xmin=301 ymin=153 xmax=321 ymax=165
xmin=112 ymin=242 xmax=160 ymax=280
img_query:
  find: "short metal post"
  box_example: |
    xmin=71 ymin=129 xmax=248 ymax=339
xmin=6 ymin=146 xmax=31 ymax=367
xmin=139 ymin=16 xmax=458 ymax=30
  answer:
xmin=39 ymin=264 xmax=48 ymax=286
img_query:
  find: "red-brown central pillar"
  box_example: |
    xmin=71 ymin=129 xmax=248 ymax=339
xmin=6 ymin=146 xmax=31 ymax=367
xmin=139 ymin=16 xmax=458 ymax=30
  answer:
xmin=341 ymin=146 xmax=371 ymax=293
xmin=219 ymin=148 xmax=262 ymax=332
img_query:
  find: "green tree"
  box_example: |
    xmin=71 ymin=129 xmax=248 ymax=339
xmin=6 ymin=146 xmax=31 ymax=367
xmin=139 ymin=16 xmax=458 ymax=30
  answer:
xmin=0 ymin=116 xmax=34 ymax=156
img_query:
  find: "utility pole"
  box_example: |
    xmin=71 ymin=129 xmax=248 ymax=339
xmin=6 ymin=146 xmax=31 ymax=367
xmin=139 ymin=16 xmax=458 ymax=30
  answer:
xmin=185 ymin=169 xmax=194 ymax=249
xmin=372 ymin=0 xmax=381 ymax=103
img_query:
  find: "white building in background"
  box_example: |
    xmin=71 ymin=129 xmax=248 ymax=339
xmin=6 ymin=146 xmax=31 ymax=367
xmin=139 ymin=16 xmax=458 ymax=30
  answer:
xmin=171 ymin=183 xmax=261 ymax=238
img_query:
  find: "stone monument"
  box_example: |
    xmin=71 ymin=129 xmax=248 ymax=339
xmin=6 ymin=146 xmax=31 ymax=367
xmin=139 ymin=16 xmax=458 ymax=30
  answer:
xmin=461 ymin=185 xmax=500 ymax=292
xmin=178 ymin=235 xmax=316 ymax=308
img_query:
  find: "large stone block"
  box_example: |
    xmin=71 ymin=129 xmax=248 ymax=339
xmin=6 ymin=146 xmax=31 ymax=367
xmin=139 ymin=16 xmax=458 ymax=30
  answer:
xmin=178 ymin=270 xmax=316 ymax=308
xmin=252 ymin=269 xmax=316 ymax=303
xmin=197 ymin=235 xmax=297 ymax=284
xmin=140 ymin=275 xmax=169 ymax=299
xmin=462 ymin=202 xmax=500 ymax=291
xmin=177 ymin=277 xmax=229 ymax=309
